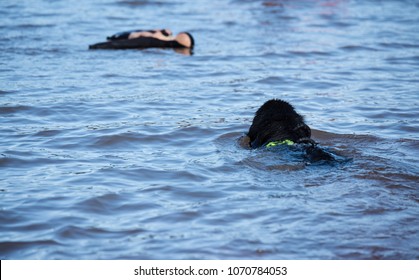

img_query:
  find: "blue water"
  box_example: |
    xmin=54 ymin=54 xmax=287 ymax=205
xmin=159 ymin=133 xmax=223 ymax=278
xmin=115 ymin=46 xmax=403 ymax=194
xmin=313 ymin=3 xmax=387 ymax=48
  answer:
xmin=1 ymin=0 xmax=418 ymax=259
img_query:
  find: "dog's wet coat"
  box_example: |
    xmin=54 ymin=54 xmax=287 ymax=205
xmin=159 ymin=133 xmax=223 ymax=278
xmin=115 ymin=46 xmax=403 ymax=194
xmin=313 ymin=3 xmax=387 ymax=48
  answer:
xmin=248 ymin=99 xmax=313 ymax=148
xmin=247 ymin=99 xmax=336 ymax=162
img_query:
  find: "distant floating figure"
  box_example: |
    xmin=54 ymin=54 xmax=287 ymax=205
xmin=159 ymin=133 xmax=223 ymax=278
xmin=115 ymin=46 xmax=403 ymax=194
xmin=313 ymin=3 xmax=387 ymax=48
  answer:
xmin=89 ymin=29 xmax=194 ymax=53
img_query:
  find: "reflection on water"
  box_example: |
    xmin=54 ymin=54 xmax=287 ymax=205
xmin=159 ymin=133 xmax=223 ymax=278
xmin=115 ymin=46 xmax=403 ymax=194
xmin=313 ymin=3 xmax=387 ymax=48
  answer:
xmin=0 ymin=0 xmax=418 ymax=259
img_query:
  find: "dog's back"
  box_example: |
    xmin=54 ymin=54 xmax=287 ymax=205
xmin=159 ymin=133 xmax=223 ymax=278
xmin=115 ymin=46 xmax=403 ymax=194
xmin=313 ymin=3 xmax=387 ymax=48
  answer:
xmin=247 ymin=99 xmax=311 ymax=148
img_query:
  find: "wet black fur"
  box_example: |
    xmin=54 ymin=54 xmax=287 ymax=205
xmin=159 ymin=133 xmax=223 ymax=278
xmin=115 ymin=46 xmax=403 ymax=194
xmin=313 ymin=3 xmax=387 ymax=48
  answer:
xmin=248 ymin=99 xmax=335 ymax=162
xmin=248 ymin=99 xmax=312 ymax=148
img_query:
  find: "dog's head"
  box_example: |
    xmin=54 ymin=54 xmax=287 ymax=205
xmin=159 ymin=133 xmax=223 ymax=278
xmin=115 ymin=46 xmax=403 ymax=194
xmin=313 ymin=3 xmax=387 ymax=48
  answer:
xmin=247 ymin=99 xmax=312 ymax=148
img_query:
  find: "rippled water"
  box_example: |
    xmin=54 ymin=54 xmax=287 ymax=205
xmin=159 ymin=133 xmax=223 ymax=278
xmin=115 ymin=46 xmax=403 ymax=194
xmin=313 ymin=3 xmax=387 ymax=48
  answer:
xmin=1 ymin=0 xmax=418 ymax=259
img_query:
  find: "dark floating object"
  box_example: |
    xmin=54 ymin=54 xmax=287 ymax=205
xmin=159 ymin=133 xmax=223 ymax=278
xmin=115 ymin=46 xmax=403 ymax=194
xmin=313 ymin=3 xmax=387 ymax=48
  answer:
xmin=89 ymin=29 xmax=194 ymax=52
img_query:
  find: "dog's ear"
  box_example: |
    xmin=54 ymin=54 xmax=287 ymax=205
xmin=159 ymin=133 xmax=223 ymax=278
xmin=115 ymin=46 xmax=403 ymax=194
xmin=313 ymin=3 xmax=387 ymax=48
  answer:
xmin=293 ymin=123 xmax=311 ymax=141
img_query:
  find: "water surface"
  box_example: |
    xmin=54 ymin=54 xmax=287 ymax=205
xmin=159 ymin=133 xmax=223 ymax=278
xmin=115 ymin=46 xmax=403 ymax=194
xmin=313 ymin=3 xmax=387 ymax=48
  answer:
xmin=1 ymin=0 xmax=418 ymax=259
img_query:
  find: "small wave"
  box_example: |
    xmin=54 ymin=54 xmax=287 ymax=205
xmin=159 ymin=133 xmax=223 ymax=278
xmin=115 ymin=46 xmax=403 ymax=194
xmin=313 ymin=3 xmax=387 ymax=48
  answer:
xmin=73 ymin=192 xmax=166 ymax=216
xmin=0 ymin=90 xmax=16 ymax=95
xmin=385 ymin=55 xmax=419 ymax=65
xmin=256 ymin=76 xmax=289 ymax=85
xmin=55 ymin=225 xmax=146 ymax=240
xmin=114 ymin=0 xmax=176 ymax=7
xmin=339 ymin=45 xmax=379 ymax=52
xmin=90 ymin=126 xmax=215 ymax=149
xmin=91 ymin=132 xmax=144 ymax=149
xmin=0 ymin=240 xmax=60 ymax=258
xmin=287 ymin=50 xmax=333 ymax=57
xmin=14 ymin=23 xmax=56 ymax=29
xmin=0 ymin=154 xmax=67 ymax=169
xmin=379 ymin=42 xmax=419 ymax=49
xmin=0 ymin=105 xmax=32 ymax=115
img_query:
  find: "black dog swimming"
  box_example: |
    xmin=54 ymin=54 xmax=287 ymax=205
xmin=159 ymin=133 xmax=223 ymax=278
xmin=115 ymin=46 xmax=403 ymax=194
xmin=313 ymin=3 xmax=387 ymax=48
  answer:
xmin=247 ymin=99 xmax=336 ymax=162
